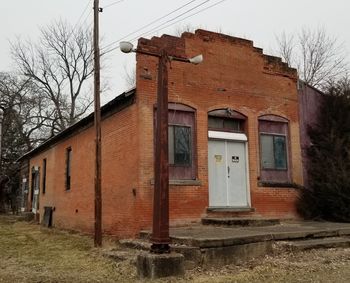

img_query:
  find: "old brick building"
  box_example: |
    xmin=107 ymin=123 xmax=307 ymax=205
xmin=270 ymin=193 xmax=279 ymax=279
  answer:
xmin=19 ymin=30 xmax=304 ymax=238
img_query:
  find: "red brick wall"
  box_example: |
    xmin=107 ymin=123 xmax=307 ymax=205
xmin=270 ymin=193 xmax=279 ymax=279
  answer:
xmin=135 ymin=29 xmax=303 ymax=227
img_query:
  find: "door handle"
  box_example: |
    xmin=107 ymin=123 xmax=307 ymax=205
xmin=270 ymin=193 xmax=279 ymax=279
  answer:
xmin=227 ymin=166 xmax=230 ymax=177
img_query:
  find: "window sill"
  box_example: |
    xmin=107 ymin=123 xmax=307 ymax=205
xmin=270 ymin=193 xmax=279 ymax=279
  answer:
xmin=258 ymin=181 xmax=303 ymax=189
xmin=207 ymin=207 xmax=255 ymax=212
xmin=150 ymin=179 xmax=202 ymax=186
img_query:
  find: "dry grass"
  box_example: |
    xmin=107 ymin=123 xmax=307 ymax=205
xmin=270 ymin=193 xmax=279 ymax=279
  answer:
xmin=178 ymin=248 xmax=350 ymax=283
xmin=1 ymin=215 xmax=350 ymax=283
xmin=0 ymin=215 xmax=136 ymax=282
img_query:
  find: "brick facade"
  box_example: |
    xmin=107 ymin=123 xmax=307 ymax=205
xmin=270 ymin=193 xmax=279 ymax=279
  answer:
xmin=23 ymin=30 xmax=303 ymax=238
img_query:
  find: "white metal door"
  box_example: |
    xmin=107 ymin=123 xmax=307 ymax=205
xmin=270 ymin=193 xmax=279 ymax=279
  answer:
xmin=208 ymin=140 xmax=227 ymax=207
xmin=226 ymin=141 xmax=248 ymax=206
xmin=208 ymin=139 xmax=249 ymax=207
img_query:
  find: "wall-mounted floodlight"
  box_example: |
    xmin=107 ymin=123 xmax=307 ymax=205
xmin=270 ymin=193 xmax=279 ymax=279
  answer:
xmin=189 ymin=54 xmax=203 ymax=65
xmin=120 ymin=41 xmax=134 ymax=53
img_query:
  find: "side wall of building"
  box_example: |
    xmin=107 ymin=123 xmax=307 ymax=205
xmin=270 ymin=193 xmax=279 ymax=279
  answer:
xmin=298 ymin=83 xmax=323 ymax=188
xmin=27 ymin=103 xmax=140 ymax=237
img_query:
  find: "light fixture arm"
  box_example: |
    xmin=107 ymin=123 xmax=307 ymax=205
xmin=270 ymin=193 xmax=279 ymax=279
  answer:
xmin=120 ymin=41 xmax=203 ymax=65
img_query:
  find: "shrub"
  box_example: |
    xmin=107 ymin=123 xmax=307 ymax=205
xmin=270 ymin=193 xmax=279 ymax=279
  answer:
xmin=297 ymin=83 xmax=350 ymax=222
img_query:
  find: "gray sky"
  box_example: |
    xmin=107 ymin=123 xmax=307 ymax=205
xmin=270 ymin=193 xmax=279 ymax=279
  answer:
xmin=1 ymin=0 xmax=349 ymax=104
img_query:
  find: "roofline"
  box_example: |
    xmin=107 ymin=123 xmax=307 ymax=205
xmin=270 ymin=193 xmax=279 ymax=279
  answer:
xmin=18 ymin=88 xmax=136 ymax=162
xmin=298 ymin=79 xmax=325 ymax=95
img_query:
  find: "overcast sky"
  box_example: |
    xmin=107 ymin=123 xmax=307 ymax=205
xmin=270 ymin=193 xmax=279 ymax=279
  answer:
xmin=1 ymin=0 xmax=349 ymax=104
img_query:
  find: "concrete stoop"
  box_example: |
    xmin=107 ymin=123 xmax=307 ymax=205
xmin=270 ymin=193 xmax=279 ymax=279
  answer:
xmin=119 ymin=238 xmax=272 ymax=268
xmin=119 ymin=221 xmax=350 ymax=269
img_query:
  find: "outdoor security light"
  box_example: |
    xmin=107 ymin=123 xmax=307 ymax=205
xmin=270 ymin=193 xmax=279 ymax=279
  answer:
xmin=120 ymin=41 xmax=134 ymax=53
xmin=189 ymin=54 xmax=203 ymax=65
xmin=120 ymin=41 xmax=203 ymax=65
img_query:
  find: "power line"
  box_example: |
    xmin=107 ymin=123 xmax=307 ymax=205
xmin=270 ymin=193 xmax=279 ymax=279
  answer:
xmin=101 ymin=0 xmax=227 ymax=56
xmin=80 ymin=6 xmax=94 ymax=29
xmin=102 ymin=0 xmax=124 ymax=9
xmin=101 ymin=0 xmax=199 ymax=52
xmin=73 ymin=0 xmax=93 ymax=32
xmin=126 ymin=0 xmax=211 ymax=41
xmin=139 ymin=0 xmax=227 ymax=39
xmin=57 ymin=1 xmax=94 ymax=92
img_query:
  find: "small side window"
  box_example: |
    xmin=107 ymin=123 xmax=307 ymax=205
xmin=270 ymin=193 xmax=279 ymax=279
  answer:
xmin=65 ymin=147 xmax=72 ymax=190
xmin=42 ymin=159 xmax=47 ymax=194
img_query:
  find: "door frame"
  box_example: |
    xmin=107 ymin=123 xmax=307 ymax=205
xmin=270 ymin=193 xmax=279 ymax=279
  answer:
xmin=31 ymin=166 xmax=40 ymax=214
xmin=208 ymin=130 xmax=251 ymax=208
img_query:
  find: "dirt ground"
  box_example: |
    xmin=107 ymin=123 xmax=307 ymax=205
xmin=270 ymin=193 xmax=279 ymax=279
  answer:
xmin=0 ymin=215 xmax=349 ymax=283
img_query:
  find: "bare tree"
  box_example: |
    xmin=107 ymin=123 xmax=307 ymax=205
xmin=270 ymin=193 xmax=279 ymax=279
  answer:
xmin=276 ymin=27 xmax=348 ymax=89
xmin=0 ymin=72 xmax=48 ymax=149
xmin=0 ymin=72 xmax=45 ymax=212
xmin=122 ymin=64 xmax=136 ymax=89
xmin=10 ymin=20 xmax=94 ymax=135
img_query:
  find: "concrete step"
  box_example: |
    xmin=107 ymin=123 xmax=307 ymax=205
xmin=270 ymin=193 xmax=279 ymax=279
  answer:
xmin=202 ymin=217 xmax=281 ymax=227
xmin=205 ymin=207 xmax=255 ymax=218
xmin=282 ymin=237 xmax=350 ymax=251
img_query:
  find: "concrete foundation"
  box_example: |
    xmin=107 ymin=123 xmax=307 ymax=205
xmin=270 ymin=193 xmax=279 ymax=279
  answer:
xmin=136 ymin=252 xmax=185 ymax=279
xmin=201 ymin=241 xmax=273 ymax=267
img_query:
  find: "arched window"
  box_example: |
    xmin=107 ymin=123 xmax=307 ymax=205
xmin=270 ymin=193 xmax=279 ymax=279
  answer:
xmin=155 ymin=103 xmax=196 ymax=180
xmin=208 ymin=108 xmax=246 ymax=132
xmin=258 ymin=115 xmax=291 ymax=183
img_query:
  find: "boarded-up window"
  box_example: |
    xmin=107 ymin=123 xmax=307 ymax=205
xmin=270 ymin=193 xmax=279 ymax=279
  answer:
xmin=155 ymin=103 xmax=196 ymax=180
xmin=259 ymin=115 xmax=290 ymax=183
xmin=168 ymin=125 xmax=191 ymax=166
xmin=261 ymin=134 xmax=287 ymax=170
xmin=168 ymin=106 xmax=196 ymax=180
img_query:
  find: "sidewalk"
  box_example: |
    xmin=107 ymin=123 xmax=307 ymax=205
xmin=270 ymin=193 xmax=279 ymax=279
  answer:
xmin=167 ymin=221 xmax=350 ymax=248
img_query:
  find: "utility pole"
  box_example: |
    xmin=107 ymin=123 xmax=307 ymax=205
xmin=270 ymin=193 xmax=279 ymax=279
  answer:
xmin=151 ymin=49 xmax=170 ymax=253
xmin=120 ymin=41 xmax=203 ymax=254
xmin=93 ymin=0 xmax=102 ymax=247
